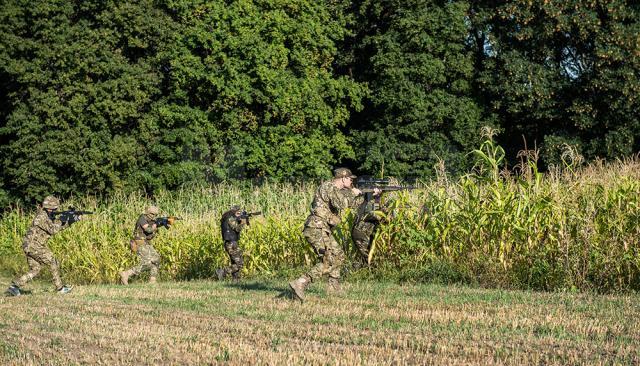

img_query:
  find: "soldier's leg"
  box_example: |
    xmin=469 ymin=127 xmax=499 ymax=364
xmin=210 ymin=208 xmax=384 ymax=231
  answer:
xmin=228 ymin=242 xmax=244 ymax=280
xmin=353 ymin=238 xmax=370 ymax=264
xmin=28 ymin=246 xmax=64 ymax=290
xmin=325 ymin=236 xmax=346 ymax=293
xmin=13 ymin=255 xmax=42 ymax=288
xmin=127 ymin=244 xmax=154 ymax=278
xmin=352 ymin=223 xmax=375 ymax=266
xmin=305 ymin=228 xmax=332 ymax=282
xmin=222 ymin=241 xmax=242 ymax=276
xmin=289 ymin=227 xmax=326 ymax=301
xmin=147 ymin=246 xmax=161 ymax=283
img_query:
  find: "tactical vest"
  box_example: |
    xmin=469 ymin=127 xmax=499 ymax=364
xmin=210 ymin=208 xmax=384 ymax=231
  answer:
xmin=133 ymin=214 xmax=156 ymax=241
xmin=220 ymin=210 xmax=239 ymax=242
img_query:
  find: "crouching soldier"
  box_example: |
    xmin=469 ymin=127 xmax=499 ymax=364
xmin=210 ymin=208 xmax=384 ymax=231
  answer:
xmin=216 ymin=206 xmax=247 ymax=281
xmin=351 ymin=196 xmax=391 ymax=268
xmin=6 ymin=196 xmax=73 ymax=296
xmin=119 ymin=206 xmax=163 ymax=285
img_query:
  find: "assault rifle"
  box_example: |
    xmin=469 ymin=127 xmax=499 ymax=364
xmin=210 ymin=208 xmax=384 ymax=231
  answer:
xmin=50 ymin=208 xmax=93 ymax=225
xmin=355 ymin=177 xmax=416 ymax=220
xmin=356 ymin=177 xmax=417 ymax=196
xmin=155 ymin=216 xmax=182 ymax=229
xmin=238 ymin=210 xmax=262 ymax=225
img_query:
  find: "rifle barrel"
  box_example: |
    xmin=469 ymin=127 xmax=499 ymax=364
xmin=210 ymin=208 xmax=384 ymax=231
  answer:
xmin=360 ymin=186 xmax=417 ymax=193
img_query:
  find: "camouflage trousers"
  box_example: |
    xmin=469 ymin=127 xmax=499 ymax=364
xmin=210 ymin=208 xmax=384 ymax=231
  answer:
xmin=126 ymin=243 xmax=161 ymax=278
xmin=304 ymin=226 xmax=345 ymax=282
xmin=13 ymin=242 xmax=63 ymax=290
xmin=352 ymin=220 xmax=376 ymax=264
xmin=222 ymin=241 xmax=244 ymax=278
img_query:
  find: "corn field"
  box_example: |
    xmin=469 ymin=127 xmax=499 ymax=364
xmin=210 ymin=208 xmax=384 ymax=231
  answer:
xmin=1 ymin=138 xmax=640 ymax=292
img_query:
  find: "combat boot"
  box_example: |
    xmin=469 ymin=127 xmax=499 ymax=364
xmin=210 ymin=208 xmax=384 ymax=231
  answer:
xmin=149 ymin=276 xmax=157 ymax=284
xmin=5 ymin=284 xmax=21 ymax=297
xmin=288 ymin=275 xmax=310 ymax=302
xmin=119 ymin=270 xmax=133 ymax=285
xmin=57 ymin=285 xmax=73 ymax=294
xmin=231 ymin=272 xmax=241 ymax=283
xmin=327 ymin=277 xmax=343 ymax=295
xmin=216 ymin=268 xmax=226 ymax=281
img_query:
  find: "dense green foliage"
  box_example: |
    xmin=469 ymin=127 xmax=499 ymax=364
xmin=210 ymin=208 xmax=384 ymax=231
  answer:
xmin=0 ymin=0 xmax=639 ymax=206
xmin=469 ymin=0 xmax=640 ymax=165
xmin=337 ymin=0 xmax=487 ymax=177
xmin=0 ymin=0 xmax=364 ymax=205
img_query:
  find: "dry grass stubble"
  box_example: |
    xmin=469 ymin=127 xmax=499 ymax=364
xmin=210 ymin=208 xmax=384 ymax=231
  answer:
xmin=0 ymin=278 xmax=638 ymax=365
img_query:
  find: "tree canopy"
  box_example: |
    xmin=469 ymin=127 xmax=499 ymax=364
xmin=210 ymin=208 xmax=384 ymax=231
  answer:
xmin=0 ymin=0 xmax=639 ymax=206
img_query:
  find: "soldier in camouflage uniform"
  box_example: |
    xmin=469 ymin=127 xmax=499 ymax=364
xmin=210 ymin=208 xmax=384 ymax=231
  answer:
xmin=351 ymin=195 xmax=390 ymax=267
xmin=216 ymin=206 xmax=247 ymax=281
xmin=6 ymin=196 xmax=73 ymax=296
xmin=119 ymin=206 xmax=163 ymax=285
xmin=289 ymin=168 xmax=380 ymax=301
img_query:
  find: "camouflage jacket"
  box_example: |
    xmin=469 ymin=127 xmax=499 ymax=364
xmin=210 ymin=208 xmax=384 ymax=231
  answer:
xmin=305 ymin=181 xmax=355 ymax=229
xmin=221 ymin=210 xmax=246 ymax=242
xmin=22 ymin=209 xmax=67 ymax=248
xmin=133 ymin=214 xmax=158 ymax=241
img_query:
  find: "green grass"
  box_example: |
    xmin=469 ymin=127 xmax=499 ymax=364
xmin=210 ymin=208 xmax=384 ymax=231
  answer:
xmin=0 ymin=276 xmax=638 ymax=365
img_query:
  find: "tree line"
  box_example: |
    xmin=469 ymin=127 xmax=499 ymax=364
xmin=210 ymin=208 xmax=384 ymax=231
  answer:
xmin=1 ymin=0 xmax=638 ymax=207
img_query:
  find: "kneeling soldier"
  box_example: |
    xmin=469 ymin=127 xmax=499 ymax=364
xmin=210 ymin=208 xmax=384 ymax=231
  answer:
xmin=351 ymin=197 xmax=390 ymax=267
xmin=119 ymin=206 xmax=163 ymax=285
xmin=216 ymin=206 xmax=247 ymax=281
xmin=6 ymin=196 xmax=73 ymax=296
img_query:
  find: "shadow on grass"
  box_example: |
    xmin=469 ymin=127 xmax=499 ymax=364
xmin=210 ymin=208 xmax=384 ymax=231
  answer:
xmin=4 ymin=288 xmax=32 ymax=297
xmin=222 ymin=281 xmax=286 ymax=293
xmin=222 ymin=281 xmax=298 ymax=301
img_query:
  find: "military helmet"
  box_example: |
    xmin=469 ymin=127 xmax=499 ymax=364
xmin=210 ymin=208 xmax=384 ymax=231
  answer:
xmin=333 ymin=167 xmax=357 ymax=179
xmin=42 ymin=196 xmax=60 ymax=209
xmin=145 ymin=206 xmax=160 ymax=216
xmin=230 ymin=205 xmax=241 ymax=212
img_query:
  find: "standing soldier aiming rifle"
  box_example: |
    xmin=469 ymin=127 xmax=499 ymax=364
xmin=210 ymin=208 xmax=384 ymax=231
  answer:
xmin=216 ymin=206 xmax=260 ymax=282
xmin=289 ymin=168 xmax=380 ymax=301
xmin=5 ymin=196 xmax=85 ymax=296
xmin=119 ymin=206 xmax=177 ymax=285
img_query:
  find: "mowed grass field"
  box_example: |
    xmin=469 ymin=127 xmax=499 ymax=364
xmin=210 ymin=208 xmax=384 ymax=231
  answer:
xmin=0 ymin=277 xmax=638 ymax=365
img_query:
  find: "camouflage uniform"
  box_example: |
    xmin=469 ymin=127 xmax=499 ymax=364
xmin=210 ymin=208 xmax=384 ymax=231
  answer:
xmin=120 ymin=207 xmax=161 ymax=284
xmin=216 ymin=207 xmax=246 ymax=281
xmin=351 ymin=197 xmax=387 ymax=265
xmin=11 ymin=204 xmax=69 ymax=291
xmin=289 ymin=168 xmax=360 ymax=300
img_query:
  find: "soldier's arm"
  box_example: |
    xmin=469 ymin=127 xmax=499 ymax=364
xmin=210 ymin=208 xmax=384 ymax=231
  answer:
xmin=140 ymin=217 xmax=157 ymax=234
xmin=316 ymin=183 xmax=341 ymax=225
xmin=228 ymin=216 xmax=246 ymax=232
xmin=37 ymin=212 xmax=64 ymax=235
xmin=329 ymin=187 xmax=353 ymax=214
xmin=342 ymin=189 xmax=365 ymax=210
